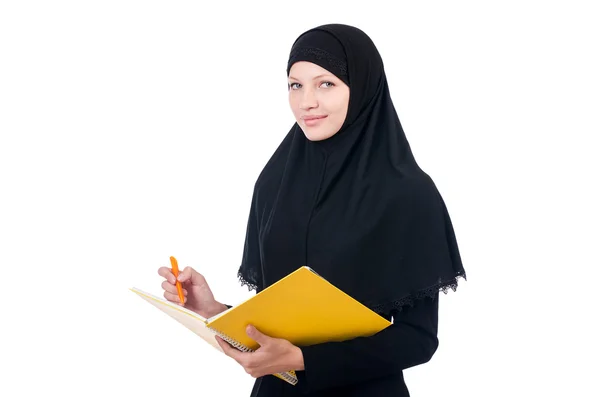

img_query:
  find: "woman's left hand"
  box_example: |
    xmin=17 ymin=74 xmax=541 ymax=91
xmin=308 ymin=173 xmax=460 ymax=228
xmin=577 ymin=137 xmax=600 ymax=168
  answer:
xmin=215 ymin=325 xmax=305 ymax=378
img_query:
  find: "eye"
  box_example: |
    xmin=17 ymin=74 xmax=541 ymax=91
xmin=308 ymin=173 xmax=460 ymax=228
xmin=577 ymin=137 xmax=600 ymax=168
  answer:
xmin=320 ymin=81 xmax=335 ymax=88
xmin=289 ymin=82 xmax=301 ymax=90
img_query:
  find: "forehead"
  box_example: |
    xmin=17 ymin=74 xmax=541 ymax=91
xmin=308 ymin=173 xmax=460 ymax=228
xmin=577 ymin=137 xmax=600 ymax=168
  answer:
xmin=288 ymin=61 xmax=335 ymax=79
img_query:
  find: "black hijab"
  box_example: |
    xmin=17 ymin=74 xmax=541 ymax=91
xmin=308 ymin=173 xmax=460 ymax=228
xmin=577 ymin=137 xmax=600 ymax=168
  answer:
xmin=237 ymin=24 xmax=466 ymax=315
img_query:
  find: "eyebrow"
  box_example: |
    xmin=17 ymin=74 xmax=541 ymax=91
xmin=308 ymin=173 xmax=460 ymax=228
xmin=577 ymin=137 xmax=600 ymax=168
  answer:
xmin=288 ymin=73 xmax=333 ymax=81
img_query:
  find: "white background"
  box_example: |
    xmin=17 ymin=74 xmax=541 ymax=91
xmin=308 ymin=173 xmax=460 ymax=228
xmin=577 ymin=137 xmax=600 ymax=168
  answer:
xmin=1 ymin=1 xmax=599 ymax=396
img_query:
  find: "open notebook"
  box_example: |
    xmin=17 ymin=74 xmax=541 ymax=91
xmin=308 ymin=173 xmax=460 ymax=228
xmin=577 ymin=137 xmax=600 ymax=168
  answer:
xmin=131 ymin=266 xmax=392 ymax=385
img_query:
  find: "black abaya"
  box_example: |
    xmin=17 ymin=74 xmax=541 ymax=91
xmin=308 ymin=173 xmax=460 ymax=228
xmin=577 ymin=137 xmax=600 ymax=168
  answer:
xmin=235 ymin=23 xmax=465 ymax=396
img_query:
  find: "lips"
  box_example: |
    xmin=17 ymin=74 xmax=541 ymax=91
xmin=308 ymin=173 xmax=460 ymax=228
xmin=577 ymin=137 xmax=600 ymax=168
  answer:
xmin=302 ymin=115 xmax=327 ymax=121
xmin=302 ymin=115 xmax=328 ymax=127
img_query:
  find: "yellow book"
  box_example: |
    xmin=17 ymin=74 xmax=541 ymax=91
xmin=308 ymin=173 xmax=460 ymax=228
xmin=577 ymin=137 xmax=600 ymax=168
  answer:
xmin=131 ymin=266 xmax=392 ymax=385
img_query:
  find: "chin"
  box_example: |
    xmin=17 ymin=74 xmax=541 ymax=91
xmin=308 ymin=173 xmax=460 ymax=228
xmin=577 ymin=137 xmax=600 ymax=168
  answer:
xmin=303 ymin=133 xmax=326 ymax=141
xmin=303 ymin=134 xmax=321 ymax=141
xmin=300 ymin=128 xmax=335 ymax=142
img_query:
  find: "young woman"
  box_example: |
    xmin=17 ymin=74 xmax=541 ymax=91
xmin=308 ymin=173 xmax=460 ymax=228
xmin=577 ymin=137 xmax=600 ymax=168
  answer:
xmin=158 ymin=23 xmax=466 ymax=397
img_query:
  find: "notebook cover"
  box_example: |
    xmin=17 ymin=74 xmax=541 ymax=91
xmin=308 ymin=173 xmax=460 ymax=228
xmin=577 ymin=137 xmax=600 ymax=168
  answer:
xmin=205 ymin=266 xmax=392 ymax=351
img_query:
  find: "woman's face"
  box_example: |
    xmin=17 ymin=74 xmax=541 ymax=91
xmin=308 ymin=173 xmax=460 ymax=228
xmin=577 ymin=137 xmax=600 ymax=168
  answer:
xmin=288 ymin=61 xmax=350 ymax=141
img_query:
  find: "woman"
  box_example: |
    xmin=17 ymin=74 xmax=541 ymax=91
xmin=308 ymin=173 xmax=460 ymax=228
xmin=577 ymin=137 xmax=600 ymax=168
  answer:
xmin=158 ymin=23 xmax=466 ymax=396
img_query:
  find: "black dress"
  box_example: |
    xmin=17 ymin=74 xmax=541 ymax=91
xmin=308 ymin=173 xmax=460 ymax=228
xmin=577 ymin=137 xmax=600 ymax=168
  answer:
xmin=249 ymin=293 xmax=439 ymax=397
xmin=235 ymin=23 xmax=466 ymax=397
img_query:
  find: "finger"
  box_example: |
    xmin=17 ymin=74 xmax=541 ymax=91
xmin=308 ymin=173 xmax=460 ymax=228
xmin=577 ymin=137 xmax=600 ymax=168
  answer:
xmin=216 ymin=336 xmax=234 ymax=356
xmin=246 ymin=325 xmax=269 ymax=346
xmin=179 ymin=266 xmax=206 ymax=286
xmin=215 ymin=336 xmax=226 ymax=351
xmin=215 ymin=336 xmax=245 ymax=361
xmin=177 ymin=266 xmax=193 ymax=283
xmin=157 ymin=266 xmax=176 ymax=284
xmin=161 ymin=281 xmax=188 ymax=296
xmin=164 ymin=290 xmax=186 ymax=305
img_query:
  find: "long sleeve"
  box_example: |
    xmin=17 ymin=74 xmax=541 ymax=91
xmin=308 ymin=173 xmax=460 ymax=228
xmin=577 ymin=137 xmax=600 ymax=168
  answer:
xmin=294 ymin=293 xmax=439 ymax=393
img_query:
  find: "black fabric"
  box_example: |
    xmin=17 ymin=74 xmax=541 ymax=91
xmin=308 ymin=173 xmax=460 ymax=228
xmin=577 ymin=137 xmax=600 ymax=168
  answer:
xmin=286 ymin=30 xmax=349 ymax=86
xmin=237 ymin=23 xmax=466 ymax=315
xmin=235 ymin=22 xmax=466 ymax=396
xmin=250 ymin=294 xmax=438 ymax=396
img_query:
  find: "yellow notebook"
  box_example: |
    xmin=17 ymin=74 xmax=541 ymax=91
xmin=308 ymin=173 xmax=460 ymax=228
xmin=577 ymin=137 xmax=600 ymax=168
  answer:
xmin=131 ymin=266 xmax=392 ymax=385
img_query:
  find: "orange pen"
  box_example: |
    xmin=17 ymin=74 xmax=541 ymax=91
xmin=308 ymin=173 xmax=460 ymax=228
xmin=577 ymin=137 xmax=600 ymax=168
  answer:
xmin=170 ymin=256 xmax=185 ymax=304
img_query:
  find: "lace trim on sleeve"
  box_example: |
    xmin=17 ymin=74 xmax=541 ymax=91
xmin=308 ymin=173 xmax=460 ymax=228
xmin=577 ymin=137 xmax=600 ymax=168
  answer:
xmin=237 ymin=269 xmax=259 ymax=291
xmin=368 ymin=272 xmax=467 ymax=315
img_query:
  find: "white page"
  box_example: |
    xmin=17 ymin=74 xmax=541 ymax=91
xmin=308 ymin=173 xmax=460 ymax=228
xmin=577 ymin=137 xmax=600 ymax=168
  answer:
xmin=130 ymin=288 xmax=224 ymax=353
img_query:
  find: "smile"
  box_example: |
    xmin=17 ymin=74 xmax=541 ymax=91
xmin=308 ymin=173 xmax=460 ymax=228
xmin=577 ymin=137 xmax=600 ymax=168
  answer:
xmin=302 ymin=115 xmax=328 ymax=126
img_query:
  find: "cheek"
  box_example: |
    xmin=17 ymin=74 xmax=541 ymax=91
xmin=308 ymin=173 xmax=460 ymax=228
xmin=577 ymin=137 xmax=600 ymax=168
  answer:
xmin=289 ymin=95 xmax=301 ymax=120
xmin=332 ymin=99 xmax=348 ymax=125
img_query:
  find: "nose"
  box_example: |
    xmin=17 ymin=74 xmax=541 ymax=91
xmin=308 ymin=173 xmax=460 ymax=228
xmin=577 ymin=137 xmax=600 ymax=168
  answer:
xmin=299 ymin=89 xmax=317 ymax=110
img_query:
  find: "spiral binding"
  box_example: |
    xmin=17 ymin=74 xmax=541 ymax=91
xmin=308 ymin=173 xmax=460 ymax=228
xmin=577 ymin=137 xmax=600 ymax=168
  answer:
xmin=207 ymin=327 xmax=298 ymax=385
xmin=210 ymin=328 xmax=253 ymax=352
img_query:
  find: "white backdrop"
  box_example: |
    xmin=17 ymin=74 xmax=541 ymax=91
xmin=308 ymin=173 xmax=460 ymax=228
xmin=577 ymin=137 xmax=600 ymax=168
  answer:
xmin=1 ymin=1 xmax=599 ymax=396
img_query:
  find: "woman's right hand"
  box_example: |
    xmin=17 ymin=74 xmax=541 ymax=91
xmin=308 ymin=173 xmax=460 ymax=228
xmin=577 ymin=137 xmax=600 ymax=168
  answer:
xmin=157 ymin=266 xmax=227 ymax=318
